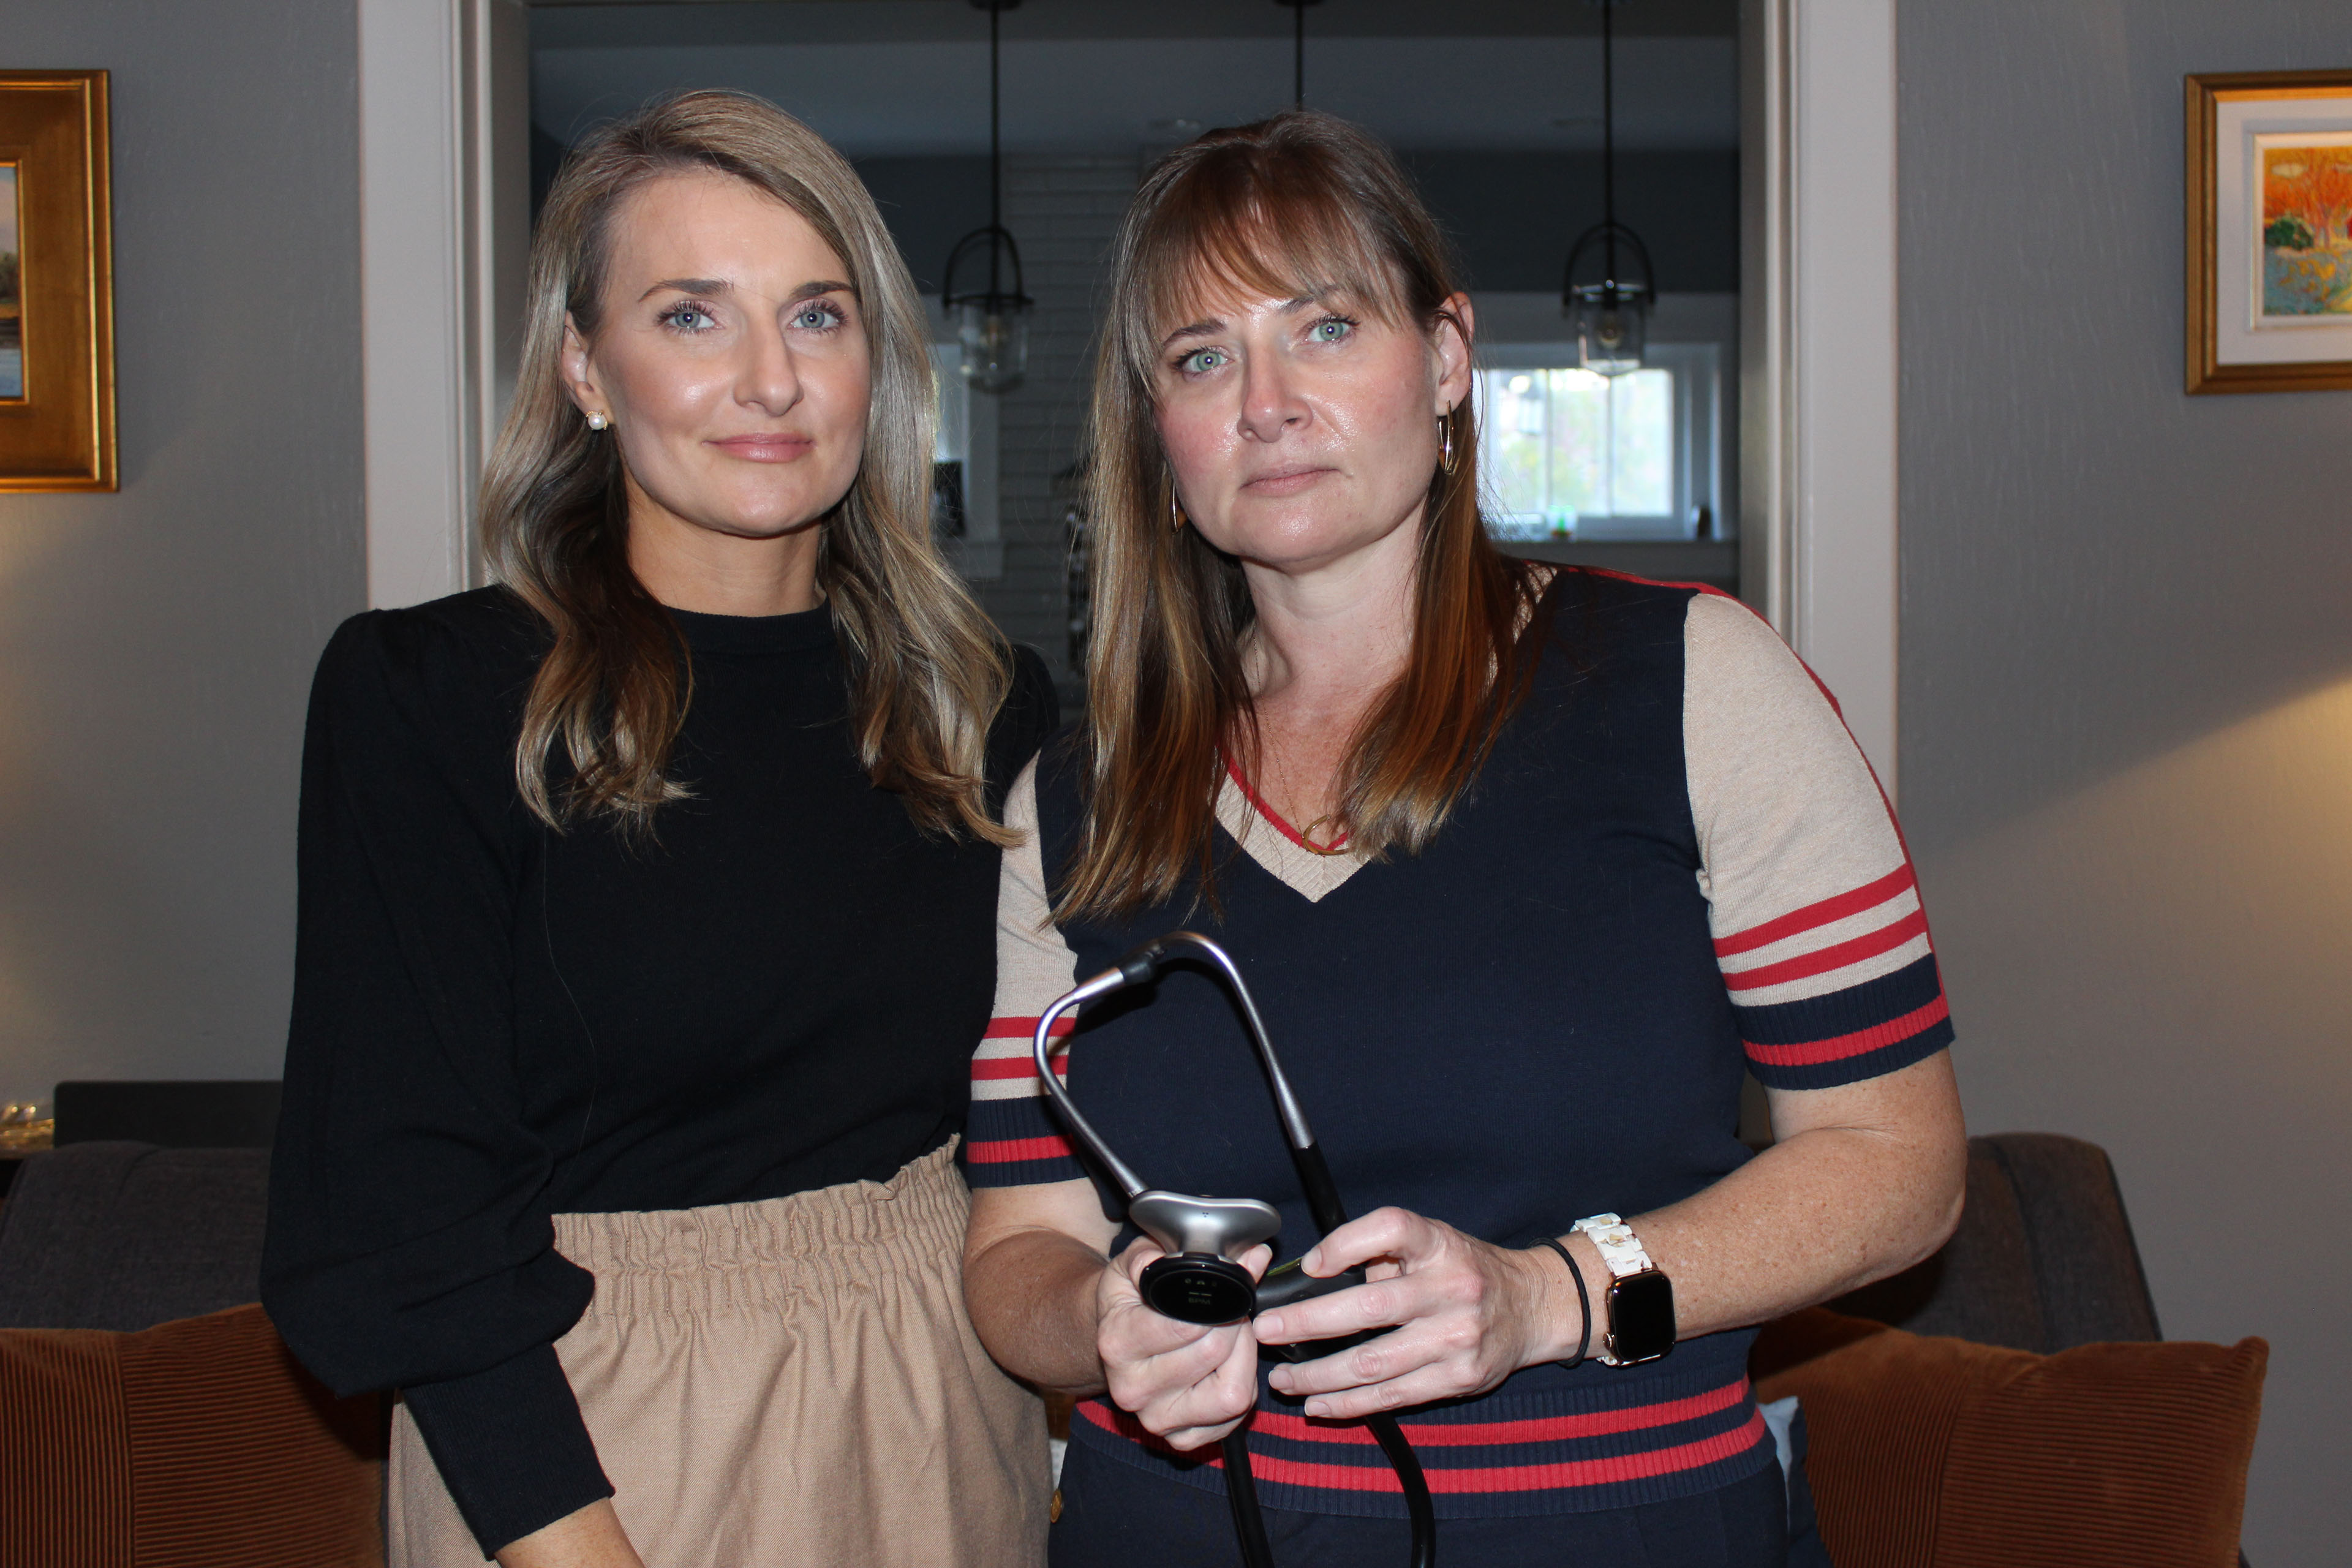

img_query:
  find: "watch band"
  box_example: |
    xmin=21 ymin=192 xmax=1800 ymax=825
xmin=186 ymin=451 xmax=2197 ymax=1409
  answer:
xmin=1572 ymin=1213 xmax=1656 ymax=1280
xmin=1570 ymin=1213 xmax=1672 ymax=1367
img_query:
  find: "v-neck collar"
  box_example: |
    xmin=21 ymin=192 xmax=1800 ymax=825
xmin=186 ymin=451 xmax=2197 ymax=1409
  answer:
xmin=1196 ymin=567 xmax=1575 ymax=907
xmin=1215 ymin=772 xmax=1369 ymax=904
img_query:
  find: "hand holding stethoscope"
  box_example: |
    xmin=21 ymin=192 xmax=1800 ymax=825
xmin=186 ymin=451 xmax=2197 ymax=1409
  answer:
xmin=1253 ymin=1207 xmax=1585 ymax=1421
xmin=1043 ymin=933 xmax=1585 ymax=1438
xmin=1093 ymin=1234 xmax=1273 ymax=1451
xmin=1034 ymin=931 xmax=1437 ymax=1568
xmin=1099 ymin=1210 xmax=1578 ymax=1453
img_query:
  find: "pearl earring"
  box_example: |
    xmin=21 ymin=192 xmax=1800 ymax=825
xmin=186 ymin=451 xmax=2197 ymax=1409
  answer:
xmin=587 ymin=410 xmax=611 ymax=431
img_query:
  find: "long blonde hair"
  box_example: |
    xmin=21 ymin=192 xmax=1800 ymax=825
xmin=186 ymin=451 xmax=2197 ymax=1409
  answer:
xmin=1058 ymin=110 xmax=1547 ymax=922
xmin=482 ymin=90 xmax=1012 ymax=842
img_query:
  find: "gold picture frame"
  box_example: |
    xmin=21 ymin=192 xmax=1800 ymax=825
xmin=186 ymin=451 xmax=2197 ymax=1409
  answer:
xmin=0 ymin=70 xmax=115 ymax=491
xmin=2186 ymin=69 xmax=2352 ymax=395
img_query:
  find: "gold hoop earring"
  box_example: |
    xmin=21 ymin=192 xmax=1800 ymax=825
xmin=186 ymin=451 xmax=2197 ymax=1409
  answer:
xmin=1437 ymin=412 xmax=1457 ymax=475
xmin=1168 ymin=477 xmax=1188 ymax=532
xmin=587 ymin=410 xmax=611 ymax=432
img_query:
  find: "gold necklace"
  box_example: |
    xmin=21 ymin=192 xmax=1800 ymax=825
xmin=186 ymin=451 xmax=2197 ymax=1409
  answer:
xmin=1292 ymin=814 xmax=1351 ymax=856
xmin=1224 ymin=746 xmax=1354 ymax=856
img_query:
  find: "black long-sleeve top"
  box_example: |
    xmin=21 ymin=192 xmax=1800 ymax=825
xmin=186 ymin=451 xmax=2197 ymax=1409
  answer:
xmin=262 ymin=587 xmax=1055 ymax=1554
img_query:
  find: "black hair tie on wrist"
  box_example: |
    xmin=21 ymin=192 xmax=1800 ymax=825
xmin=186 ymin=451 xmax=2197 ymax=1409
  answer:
xmin=1533 ymin=1236 xmax=1593 ymax=1371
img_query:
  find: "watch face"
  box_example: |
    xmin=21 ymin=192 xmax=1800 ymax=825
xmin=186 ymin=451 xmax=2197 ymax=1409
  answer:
xmin=1606 ymin=1270 xmax=1677 ymax=1365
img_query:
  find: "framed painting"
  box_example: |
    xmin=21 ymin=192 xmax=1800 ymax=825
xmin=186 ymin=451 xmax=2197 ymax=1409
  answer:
xmin=2187 ymin=69 xmax=2352 ymax=395
xmin=0 ymin=70 xmax=115 ymax=491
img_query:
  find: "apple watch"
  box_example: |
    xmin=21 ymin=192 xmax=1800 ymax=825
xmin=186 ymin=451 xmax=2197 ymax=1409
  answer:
xmin=1571 ymin=1213 xmax=1676 ymax=1366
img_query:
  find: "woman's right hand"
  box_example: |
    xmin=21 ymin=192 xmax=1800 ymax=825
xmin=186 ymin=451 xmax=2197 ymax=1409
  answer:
xmin=1095 ymin=1238 xmax=1272 ymax=1450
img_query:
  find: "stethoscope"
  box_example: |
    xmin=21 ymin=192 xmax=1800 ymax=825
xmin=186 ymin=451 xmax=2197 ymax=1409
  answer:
xmin=1033 ymin=930 xmax=1437 ymax=1568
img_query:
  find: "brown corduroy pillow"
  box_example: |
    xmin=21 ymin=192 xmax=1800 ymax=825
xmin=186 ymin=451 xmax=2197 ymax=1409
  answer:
xmin=1754 ymin=1308 xmax=2266 ymax=1568
xmin=0 ymin=1303 xmax=385 ymax=1568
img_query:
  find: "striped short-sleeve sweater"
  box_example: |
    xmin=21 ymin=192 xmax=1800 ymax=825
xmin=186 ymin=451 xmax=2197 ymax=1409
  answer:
xmin=966 ymin=568 xmax=1954 ymax=1520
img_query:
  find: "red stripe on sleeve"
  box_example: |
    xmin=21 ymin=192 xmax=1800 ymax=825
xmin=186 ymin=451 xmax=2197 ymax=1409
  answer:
xmin=1744 ymin=995 xmax=1951 ymax=1068
xmin=1722 ymin=907 xmax=1928 ymax=993
xmin=1713 ymin=865 xmax=1917 ymax=957
xmin=963 ymin=1134 xmax=1075 ymax=1164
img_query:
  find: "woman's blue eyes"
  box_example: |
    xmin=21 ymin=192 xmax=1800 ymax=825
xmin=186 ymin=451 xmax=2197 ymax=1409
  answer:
xmin=658 ymin=300 xmax=845 ymax=334
xmin=1172 ymin=317 xmax=1356 ymax=374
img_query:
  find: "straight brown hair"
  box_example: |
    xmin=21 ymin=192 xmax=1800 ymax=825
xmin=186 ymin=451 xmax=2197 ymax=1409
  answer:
xmin=1058 ymin=110 xmax=1547 ymax=923
xmin=482 ymin=91 xmax=1012 ymax=843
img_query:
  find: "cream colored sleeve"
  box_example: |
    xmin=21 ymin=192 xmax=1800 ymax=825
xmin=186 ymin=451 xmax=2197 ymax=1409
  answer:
xmin=1683 ymin=592 xmax=1934 ymax=1015
xmin=969 ymin=757 xmax=1082 ymax=1108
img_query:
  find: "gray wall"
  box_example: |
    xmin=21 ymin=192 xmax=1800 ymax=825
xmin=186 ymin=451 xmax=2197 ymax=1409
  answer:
xmin=0 ymin=2 xmax=366 ymax=1106
xmin=1898 ymin=5 xmax=2352 ymax=1562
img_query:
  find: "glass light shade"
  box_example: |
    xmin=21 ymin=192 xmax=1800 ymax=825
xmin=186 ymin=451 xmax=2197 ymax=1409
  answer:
xmin=1569 ymin=284 xmax=1649 ymax=376
xmin=957 ymin=300 xmax=1031 ymax=395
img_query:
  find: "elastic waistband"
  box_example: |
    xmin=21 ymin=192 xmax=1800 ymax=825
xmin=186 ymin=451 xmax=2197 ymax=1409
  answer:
xmin=551 ymin=1141 xmax=968 ymax=1321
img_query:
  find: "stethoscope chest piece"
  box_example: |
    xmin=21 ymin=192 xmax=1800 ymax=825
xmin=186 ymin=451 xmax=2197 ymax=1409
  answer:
xmin=1129 ymin=1190 xmax=1282 ymax=1324
xmin=1139 ymin=1254 xmax=1257 ymax=1324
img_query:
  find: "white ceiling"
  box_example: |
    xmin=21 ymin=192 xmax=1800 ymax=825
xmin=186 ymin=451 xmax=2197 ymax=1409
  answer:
xmin=532 ymin=36 xmax=1739 ymax=157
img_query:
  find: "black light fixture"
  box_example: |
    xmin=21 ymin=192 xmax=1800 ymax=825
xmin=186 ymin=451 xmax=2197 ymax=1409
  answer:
xmin=942 ymin=0 xmax=1031 ymax=394
xmin=1562 ymin=0 xmax=1654 ymax=375
xmin=1275 ymin=0 xmax=1322 ymax=109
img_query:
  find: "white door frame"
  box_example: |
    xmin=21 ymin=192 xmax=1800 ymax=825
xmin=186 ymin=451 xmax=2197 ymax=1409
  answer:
xmin=358 ymin=0 xmax=529 ymax=611
xmin=1743 ymin=0 xmax=1902 ymax=798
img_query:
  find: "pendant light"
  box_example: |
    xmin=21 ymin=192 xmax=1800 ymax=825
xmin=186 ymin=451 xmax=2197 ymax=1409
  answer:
xmin=1276 ymin=0 xmax=1321 ymax=109
xmin=942 ymin=0 xmax=1031 ymax=394
xmin=1562 ymin=0 xmax=1654 ymax=375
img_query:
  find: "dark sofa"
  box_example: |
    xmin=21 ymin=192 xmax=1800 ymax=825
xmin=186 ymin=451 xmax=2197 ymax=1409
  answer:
xmin=0 ymin=1139 xmax=385 ymax=1567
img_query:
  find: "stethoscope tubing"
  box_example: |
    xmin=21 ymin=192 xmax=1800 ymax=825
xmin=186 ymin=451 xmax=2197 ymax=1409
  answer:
xmin=1032 ymin=931 xmax=1437 ymax=1567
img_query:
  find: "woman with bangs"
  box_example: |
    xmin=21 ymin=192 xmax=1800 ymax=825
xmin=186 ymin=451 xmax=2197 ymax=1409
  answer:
xmin=961 ymin=111 xmax=1964 ymax=1566
xmin=264 ymin=94 xmax=1054 ymax=1568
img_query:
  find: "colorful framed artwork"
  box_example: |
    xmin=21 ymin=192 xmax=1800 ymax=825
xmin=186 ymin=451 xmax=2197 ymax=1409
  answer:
xmin=2186 ymin=70 xmax=2352 ymax=395
xmin=0 ymin=70 xmax=115 ymax=491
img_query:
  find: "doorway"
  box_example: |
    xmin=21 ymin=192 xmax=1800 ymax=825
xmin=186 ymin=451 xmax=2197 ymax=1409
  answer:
xmin=360 ymin=0 xmax=1898 ymax=783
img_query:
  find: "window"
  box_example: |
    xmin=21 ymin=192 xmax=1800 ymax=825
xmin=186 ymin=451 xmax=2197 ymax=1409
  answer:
xmin=1481 ymin=366 xmax=1671 ymax=536
xmin=1474 ymin=342 xmax=1721 ymax=543
xmin=930 ymin=345 xmax=971 ymax=541
xmin=924 ymin=336 xmax=1001 ymax=578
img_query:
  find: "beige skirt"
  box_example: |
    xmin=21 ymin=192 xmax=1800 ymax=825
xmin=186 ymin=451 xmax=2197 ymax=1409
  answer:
xmin=387 ymin=1142 xmax=1052 ymax=1566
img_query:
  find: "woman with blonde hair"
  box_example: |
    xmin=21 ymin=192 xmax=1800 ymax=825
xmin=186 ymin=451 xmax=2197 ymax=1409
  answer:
xmin=961 ymin=111 xmax=1962 ymax=1566
xmin=265 ymin=92 xmax=1053 ymax=1567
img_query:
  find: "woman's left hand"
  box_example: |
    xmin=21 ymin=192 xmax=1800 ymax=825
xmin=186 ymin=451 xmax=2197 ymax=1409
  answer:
xmin=1251 ymin=1206 xmax=1578 ymax=1421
